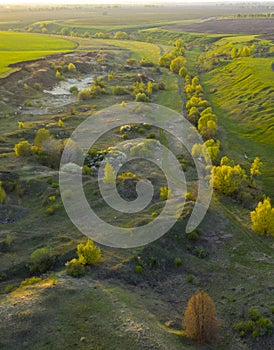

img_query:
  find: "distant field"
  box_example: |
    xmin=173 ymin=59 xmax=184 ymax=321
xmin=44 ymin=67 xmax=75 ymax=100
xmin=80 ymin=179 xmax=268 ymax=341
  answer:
xmin=0 ymin=4 xmax=268 ymax=28
xmin=167 ymin=18 xmax=274 ymax=34
xmin=0 ymin=31 xmax=76 ymax=76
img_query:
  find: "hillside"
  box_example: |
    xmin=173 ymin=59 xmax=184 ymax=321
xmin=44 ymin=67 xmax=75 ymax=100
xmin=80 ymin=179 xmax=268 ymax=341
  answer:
xmin=201 ymin=57 xmax=274 ymax=199
xmin=0 ymin=4 xmax=274 ymax=350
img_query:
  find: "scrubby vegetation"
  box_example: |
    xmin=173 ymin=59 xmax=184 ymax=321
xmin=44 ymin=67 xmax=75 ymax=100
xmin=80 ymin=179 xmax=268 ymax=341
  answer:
xmin=0 ymin=4 xmax=273 ymax=350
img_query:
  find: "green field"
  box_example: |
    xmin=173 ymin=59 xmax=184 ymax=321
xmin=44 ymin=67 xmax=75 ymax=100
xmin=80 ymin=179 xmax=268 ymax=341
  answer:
xmin=0 ymin=31 xmax=76 ymax=76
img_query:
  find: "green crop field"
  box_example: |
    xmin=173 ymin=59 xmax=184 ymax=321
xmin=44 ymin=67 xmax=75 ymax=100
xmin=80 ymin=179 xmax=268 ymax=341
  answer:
xmin=0 ymin=31 xmax=76 ymax=76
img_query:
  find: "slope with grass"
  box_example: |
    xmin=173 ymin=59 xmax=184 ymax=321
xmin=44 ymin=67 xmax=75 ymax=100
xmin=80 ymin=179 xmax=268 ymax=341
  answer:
xmin=0 ymin=31 xmax=76 ymax=77
xmin=201 ymin=56 xmax=274 ymax=198
xmin=77 ymin=38 xmax=163 ymax=64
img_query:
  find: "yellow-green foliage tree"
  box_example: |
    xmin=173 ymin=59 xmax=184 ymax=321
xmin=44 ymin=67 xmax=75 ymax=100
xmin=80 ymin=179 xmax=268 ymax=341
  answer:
xmin=58 ymin=119 xmax=64 ymax=127
xmin=198 ymin=112 xmax=217 ymax=132
xmin=114 ymin=31 xmax=129 ymax=40
xmin=170 ymin=56 xmax=187 ymax=74
xmin=183 ymin=290 xmax=219 ymax=344
xmin=211 ymin=161 xmax=246 ymax=195
xmin=14 ymin=140 xmax=34 ymax=157
xmin=179 ymin=66 xmax=188 ymax=78
xmin=239 ymin=46 xmax=251 ymax=57
xmin=56 ymin=70 xmax=62 ymax=79
xmin=77 ymin=239 xmax=101 ymax=265
xmin=204 ymin=139 xmax=220 ymax=163
xmin=34 ymin=128 xmax=51 ymax=149
xmin=250 ymin=197 xmax=274 ymax=236
xmin=67 ymin=62 xmax=76 ymax=73
xmin=103 ymin=162 xmax=116 ymax=184
xmin=18 ymin=121 xmax=24 ymax=129
xmin=250 ymin=157 xmax=263 ymax=185
xmin=230 ymin=47 xmax=238 ymax=59
xmin=160 ymin=186 xmax=173 ymax=201
xmin=191 ymin=143 xmax=203 ymax=158
xmin=159 ymin=53 xmax=175 ymax=67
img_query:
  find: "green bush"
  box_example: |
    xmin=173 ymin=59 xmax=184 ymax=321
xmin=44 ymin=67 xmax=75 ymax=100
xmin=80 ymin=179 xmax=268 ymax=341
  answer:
xmin=149 ymin=256 xmax=159 ymax=268
xmin=66 ymin=258 xmax=85 ymax=277
xmin=112 ymin=85 xmax=129 ymax=95
xmin=34 ymin=128 xmax=51 ymax=149
xmin=140 ymin=58 xmax=154 ymax=67
xmin=160 ymin=186 xmax=173 ymax=201
xmin=83 ymin=165 xmax=92 ymax=175
xmin=78 ymin=88 xmax=92 ymax=100
xmin=248 ymin=308 xmax=261 ymax=321
xmin=76 ymin=239 xmax=101 ymax=266
xmin=146 ymin=132 xmax=156 ymax=139
xmin=0 ymin=181 xmax=6 ymax=204
xmin=187 ymin=230 xmax=199 ymax=242
xmin=158 ymin=81 xmax=166 ymax=90
xmin=135 ymin=265 xmax=143 ymax=273
xmin=174 ymin=257 xmax=182 ymax=267
xmin=29 ymin=246 xmax=54 ymax=274
xmin=117 ymin=171 xmax=139 ymax=181
xmin=126 ymin=58 xmax=138 ymax=66
xmin=69 ymin=86 xmax=78 ymax=94
xmin=46 ymin=206 xmax=55 ymax=215
xmin=135 ymin=92 xmax=150 ymax=102
xmin=25 ymin=100 xmax=33 ymax=107
xmin=34 ymin=82 xmax=42 ymax=91
xmin=137 ymin=127 xmax=145 ymax=134
xmin=143 ymin=123 xmax=152 ymax=130
xmin=14 ymin=140 xmax=34 ymax=157
xmin=3 ymin=284 xmax=18 ymax=294
xmin=68 ymin=62 xmax=76 ymax=72
xmin=194 ymin=246 xmax=206 ymax=258
xmin=187 ymin=274 xmax=194 ymax=283
xmin=20 ymin=277 xmax=42 ymax=287
xmin=234 ymin=307 xmax=273 ymax=338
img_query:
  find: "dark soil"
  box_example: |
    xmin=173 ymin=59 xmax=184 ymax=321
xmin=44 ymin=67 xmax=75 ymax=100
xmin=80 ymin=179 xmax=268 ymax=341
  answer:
xmin=167 ymin=18 xmax=274 ymax=35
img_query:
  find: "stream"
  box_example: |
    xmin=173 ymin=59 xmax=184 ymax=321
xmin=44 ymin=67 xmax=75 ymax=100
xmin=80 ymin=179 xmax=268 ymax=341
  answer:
xmin=22 ymin=73 xmax=95 ymax=115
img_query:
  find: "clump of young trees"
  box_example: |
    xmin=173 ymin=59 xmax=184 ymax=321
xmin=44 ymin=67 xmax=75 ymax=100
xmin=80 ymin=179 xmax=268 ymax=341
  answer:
xmin=66 ymin=239 xmax=101 ymax=277
xmin=185 ymin=76 xmax=217 ymax=140
xmin=78 ymin=76 xmax=106 ymax=100
xmin=234 ymin=307 xmax=273 ymax=338
xmin=159 ymin=39 xmax=187 ymax=75
xmin=14 ymin=127 xmax=83 ymax=169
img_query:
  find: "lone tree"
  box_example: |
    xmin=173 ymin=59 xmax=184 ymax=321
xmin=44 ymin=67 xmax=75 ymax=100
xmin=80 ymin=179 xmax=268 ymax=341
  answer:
xmin=250 ymin=157 xmax=263 ymax=185
xmin=183 ymin=290 xmax=219 ymax=344
xmin=103 ymin=162 xmax=116 ymax=184
xmin=250 ymin=197 xmax=274 ymax=236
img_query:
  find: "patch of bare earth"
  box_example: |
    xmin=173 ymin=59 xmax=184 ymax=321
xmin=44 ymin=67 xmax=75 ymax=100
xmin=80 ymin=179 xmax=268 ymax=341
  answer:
xmin=166 ymin=18 xmax=274 ymax=35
